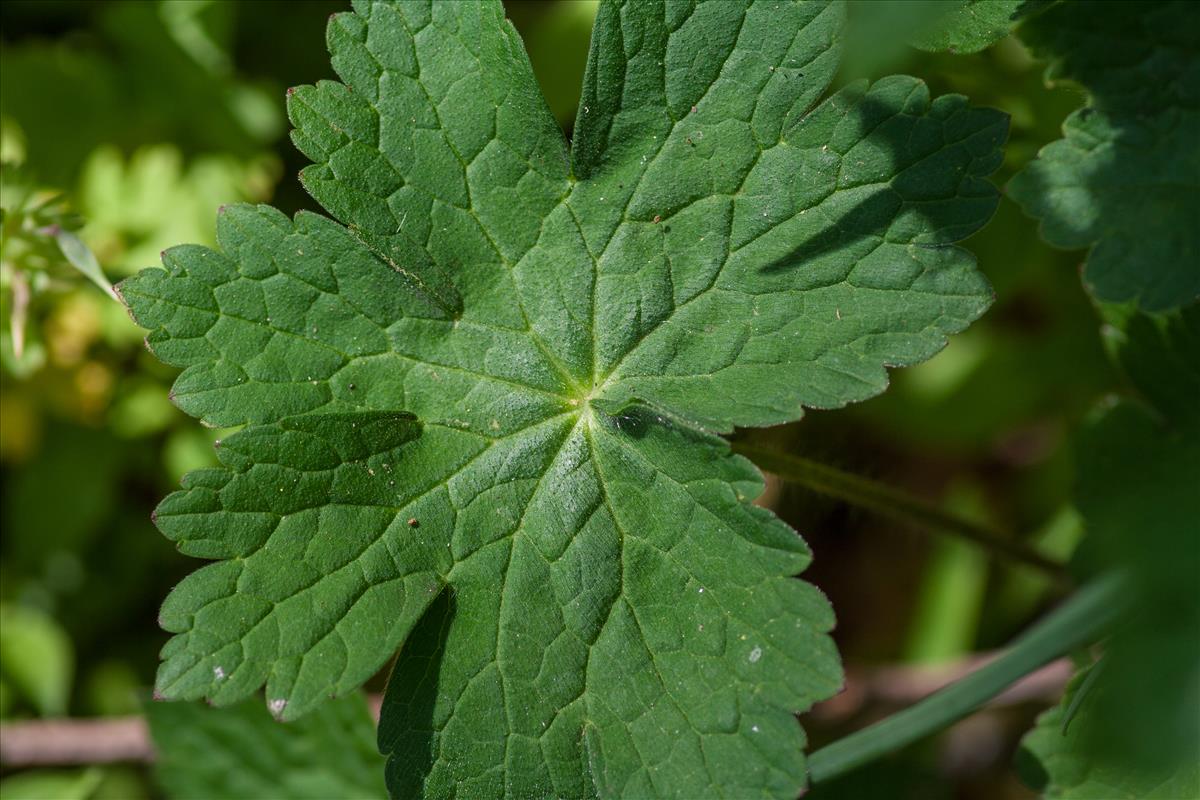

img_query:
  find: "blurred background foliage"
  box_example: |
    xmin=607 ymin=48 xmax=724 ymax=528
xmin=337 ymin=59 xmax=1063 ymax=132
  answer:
xmin=0 ymin=2 xmax=1128 ymax=798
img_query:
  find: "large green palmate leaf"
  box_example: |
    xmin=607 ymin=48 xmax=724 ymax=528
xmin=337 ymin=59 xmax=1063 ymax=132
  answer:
xmin=119 ymin=1 xmax=1006 ymax=795
xmin=1009 ymin=0 xmax=1200 ymax=311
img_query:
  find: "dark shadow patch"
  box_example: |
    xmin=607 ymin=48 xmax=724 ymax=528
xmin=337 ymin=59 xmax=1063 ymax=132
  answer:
xmin=378 ymin=588 xmax=455 ymax=798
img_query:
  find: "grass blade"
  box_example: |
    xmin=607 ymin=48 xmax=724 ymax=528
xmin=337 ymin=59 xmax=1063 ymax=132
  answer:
xmin=807 ymin=572 xmax=1128 ymax=784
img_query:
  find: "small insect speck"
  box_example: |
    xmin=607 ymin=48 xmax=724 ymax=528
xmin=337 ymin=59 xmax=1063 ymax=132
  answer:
xmin=653 ymin=215 xmax=662 ymax=224
xmin=349 ymin=383 xmax=356 ymax=390
xmin=408 ymin=518 xmax=420 ymax=528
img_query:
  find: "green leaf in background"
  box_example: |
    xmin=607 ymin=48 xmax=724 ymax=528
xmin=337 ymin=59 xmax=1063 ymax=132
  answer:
xmin=53 ymin=229 xmax=119 ymax=301
xmin=1009 ymin=0 xmax=1200 ymax=311
xmin=146 ymin=692 xmax=385 ymax=800
xmin=0 ymin=0 xmax=282 ymax=187
xmin=78 ymin=144 xmax=279 ymax=277
xmin=0 ymin=604 xmax=73 ymax=717
xmin=908 ymin=0 xmax=1029 ymax=54
xmin=1019 ymin=301 xmax=1199 ymax=797
xmin=1017 ymin=665 xmax=1200 ymax=799
xmin=1067 ymin=302 xmax=1200 ymax=769
xmin=120 ymin=0 xmax=1006 ymax=794
xmin=840 ymin=0 xmax=1036 ymax=80
xmin=0 ymin=768 xmax=103 ymax=800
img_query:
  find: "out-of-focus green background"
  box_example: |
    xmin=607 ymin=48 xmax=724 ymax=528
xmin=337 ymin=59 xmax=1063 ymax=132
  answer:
xmin=1 ymin=2 xmax=1110 ymax=798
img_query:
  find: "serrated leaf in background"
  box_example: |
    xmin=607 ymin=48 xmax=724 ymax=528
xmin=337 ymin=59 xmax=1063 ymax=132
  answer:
xmin=908 ymin=0 xmax=1030 ymax=55
xmin=1018 ymin=302 xmax=1200 ymax=798
xmin=1009 ymin=0 xmax=1200 ymax=311
xmin=1018 ymin=663 xmax=1200 ymax=799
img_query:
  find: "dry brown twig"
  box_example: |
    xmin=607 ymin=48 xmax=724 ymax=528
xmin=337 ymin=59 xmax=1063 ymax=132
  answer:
xmin=0 ymin=716 xmax=152 ymax=767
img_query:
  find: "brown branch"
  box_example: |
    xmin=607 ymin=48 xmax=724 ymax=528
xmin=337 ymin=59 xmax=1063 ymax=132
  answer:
xmin=0 ymin=716 xmax=152 ymax=766
xmin=0 ymin=695 xmax=385 ymax=768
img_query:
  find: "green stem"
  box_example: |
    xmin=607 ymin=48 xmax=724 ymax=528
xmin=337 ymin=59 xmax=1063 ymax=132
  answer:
xmin=731 ymin=442 xmax=1068 ymax=580
xmin=806 ymin=572 xmax=1128 ymax=784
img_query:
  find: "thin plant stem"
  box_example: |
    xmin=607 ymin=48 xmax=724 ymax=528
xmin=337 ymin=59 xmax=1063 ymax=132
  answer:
xmin=10 ymin=267 xmax=29 ymax=360
xmin=731 ymin=442 xmax=1069 ymax=581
